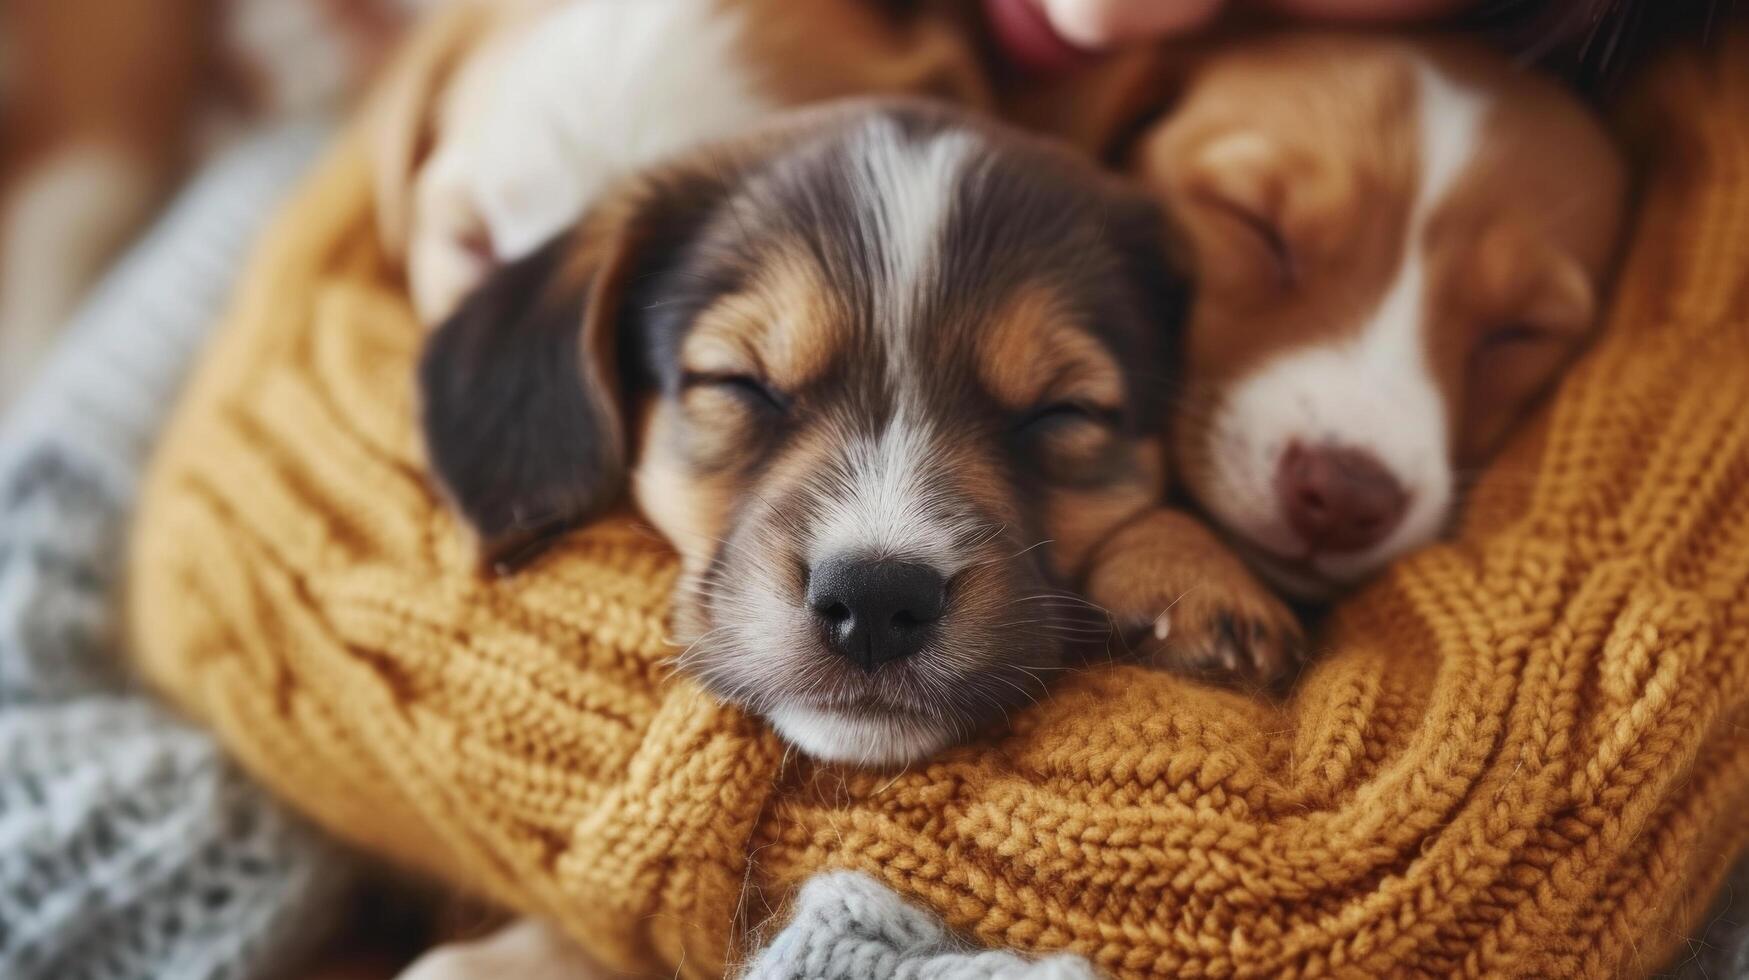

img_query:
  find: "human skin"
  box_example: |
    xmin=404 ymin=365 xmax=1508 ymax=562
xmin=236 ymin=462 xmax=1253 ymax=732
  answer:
xmin=1035 ymin=0 xmax=1474 ymax=49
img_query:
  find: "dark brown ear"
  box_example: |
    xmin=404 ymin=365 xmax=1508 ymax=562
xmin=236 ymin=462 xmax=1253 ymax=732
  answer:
xmin=417 ymin=228 xmax=634 ymax=573
xmin=417 ymin=160 xmax=741 ymax=573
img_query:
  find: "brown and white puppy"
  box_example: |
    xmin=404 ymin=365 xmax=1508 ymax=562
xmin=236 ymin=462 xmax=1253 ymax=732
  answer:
xmin=0 ymin=0 xmax=430 ymax=410
xmin=419 ymin=99 xmax=1296 ymax=767
xmin=371 ymin=0 xmax=992 ymax=327
xmin=1130 ymin=34 xmax=1628 ymax=598
xmin=0 ymin=0 xmax=204 ymax=407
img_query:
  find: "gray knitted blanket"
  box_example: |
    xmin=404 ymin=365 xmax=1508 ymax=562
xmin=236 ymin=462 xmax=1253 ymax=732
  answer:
xmin=740 ymin=872 xmax=1096 ymax=980
xmin=0 ymin=120 xmax=351 ymax=980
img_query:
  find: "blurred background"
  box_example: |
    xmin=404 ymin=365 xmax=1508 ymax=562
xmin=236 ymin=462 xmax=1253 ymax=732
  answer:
xmin=0 ymin=0 xmax=442 ymax=412
xmin=0 ymin=0 xmax=1725 ymax=417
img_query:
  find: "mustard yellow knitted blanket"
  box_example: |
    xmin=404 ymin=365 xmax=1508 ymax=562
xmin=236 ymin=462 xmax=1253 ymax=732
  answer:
xmin=128 ymin=36 xmax=1749 ymax=979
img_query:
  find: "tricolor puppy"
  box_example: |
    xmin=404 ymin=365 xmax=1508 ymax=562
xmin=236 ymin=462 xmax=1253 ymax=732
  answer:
xmin=1130 ymin=34 xmax=1628 ymax=598
xmin=418 ymin=100 xmax=1298 ymax=767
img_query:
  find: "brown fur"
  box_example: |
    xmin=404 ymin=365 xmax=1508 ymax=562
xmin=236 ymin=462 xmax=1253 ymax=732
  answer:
xmin=1084 ymin=508 xmax=1301 ymax=684
xmin=0 ymin=0 xmax=209 ymax=178
xmin=420 ymin=100 xmax=1303 ymax=763
xmin=1139 ymin=35 xmax=1625 ymax=504
xmin=1000 ymin=32 xmax=1625 ymax=595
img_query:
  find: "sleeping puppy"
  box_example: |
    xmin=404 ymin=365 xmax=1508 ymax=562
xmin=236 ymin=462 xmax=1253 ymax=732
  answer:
xmin=418 ymin=98 xmax=1300 ymax=767
xmin=1132 ymin=35 xmax=1629 ymax=598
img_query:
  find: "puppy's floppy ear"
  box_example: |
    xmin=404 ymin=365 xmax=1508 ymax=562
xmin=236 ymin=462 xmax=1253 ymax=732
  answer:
xmin=418 ymin=216 xmax=640 ymax=573
xmin=418 ymin=164 xmax=737 ymax=573
xmin=418 ymin=110 xmax=847 ymax=571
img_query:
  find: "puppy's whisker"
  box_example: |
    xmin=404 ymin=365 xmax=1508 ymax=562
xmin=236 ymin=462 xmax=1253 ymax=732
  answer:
xmin=660 ymin=625 xmax=737 ymax=671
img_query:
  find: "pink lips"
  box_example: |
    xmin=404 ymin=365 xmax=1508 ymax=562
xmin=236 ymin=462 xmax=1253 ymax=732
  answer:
xmin=982 ymin=0 xmax=1095 ymax=74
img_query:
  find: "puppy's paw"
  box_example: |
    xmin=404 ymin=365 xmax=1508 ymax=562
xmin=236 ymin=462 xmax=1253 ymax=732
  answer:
xmin=1082 ymin=509 xmax=1306 ymax=689
xmin=1123 ymin=583 xmax=1304 ymax=688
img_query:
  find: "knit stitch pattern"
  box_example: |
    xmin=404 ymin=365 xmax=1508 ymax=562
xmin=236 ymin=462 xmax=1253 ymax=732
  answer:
xmin=128 ymin=38 xmax=1749 ymax=979
xmin=742 ymin=871 xmax=1097 ymax=980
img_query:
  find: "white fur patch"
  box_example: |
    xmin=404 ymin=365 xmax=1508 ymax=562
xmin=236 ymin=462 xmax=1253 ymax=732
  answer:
xmin=805 ymin=123 xmax=980 ymax=576
xmin=766 ymin=702 xmax=958 ymax=766
xmin=807 ymin=412 xmax=970 ymax=575
xmin=1199 ymin=57 xmax=1490 ymax=592
xmin=470 ymin=0 xmax=773 ymax=258
xmin=842 ymin=117 xmax=976 ymax=365
xmin=411 ymin=0 xmax=775 ymax=321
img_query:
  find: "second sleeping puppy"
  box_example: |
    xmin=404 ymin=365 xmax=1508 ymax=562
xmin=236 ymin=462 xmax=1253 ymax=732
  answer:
xmin=420 ymin=99 xmax=1295 ymax=766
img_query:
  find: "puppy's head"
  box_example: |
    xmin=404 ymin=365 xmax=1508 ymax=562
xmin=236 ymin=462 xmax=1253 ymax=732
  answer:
xmin=1134 ymin=35 xmax=1627 ymax=598
xmin=420 ymin=101 xmax=1181 ymax=766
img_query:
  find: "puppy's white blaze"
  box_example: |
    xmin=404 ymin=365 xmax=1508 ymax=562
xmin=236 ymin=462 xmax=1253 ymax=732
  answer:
xmin=843 ymin=118 xmax=977 ymax=384
xmin=808 ymin=413 xmax=964 ymax=574
xmin=467 ymin=0 xmax=773 ymax=259
xmin=1204 ymin=56 xmax=1488 ymax=589
xmin=766 ymin=703 xmax=957 ymax=766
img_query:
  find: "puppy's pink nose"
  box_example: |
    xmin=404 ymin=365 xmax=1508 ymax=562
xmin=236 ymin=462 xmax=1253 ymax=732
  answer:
xmin=1277 ymin=442 xmax=1408 ymax=554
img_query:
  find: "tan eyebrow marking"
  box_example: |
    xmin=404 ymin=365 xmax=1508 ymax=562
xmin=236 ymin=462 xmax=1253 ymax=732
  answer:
xmin=680 ymin=250 xmax=839 ymax=388
xmin=978 ymin=288 xmax=1125 ymax=412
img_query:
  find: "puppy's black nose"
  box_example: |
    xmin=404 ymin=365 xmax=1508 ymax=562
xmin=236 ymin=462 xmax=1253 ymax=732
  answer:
xmin=807 ymin=557 xmax=946 ymax=671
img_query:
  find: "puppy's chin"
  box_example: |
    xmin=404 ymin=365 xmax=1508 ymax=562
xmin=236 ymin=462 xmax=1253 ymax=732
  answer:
xmin=1236 ymin=544 xmax=1346 ymax=603
xmin=1230 ymin=523 xmax=1447 ymax=602
xmin=765 ymin=703 xmax=961 ymax=768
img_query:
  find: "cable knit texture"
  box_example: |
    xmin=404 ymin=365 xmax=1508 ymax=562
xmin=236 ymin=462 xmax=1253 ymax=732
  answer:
xmin=128 ymin=37 xmax=1749 ymax=979
xmin=0 ymin=122 xmax=351 ymax=980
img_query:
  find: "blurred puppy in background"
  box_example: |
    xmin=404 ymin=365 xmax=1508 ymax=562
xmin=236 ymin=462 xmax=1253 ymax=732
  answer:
xmin=370 ymin=0 xmax=992 ymax=327
xmin=0 ymin=0 xmax=428 ymax=410
xmin=1135 ymin=35 xmax=1626 ymax=598
xmin=1013 ymin=31 xmax=1627 ymax=599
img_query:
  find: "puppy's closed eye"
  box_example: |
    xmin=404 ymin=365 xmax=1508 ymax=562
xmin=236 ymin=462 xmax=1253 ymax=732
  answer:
xmin=1477 ymin=323 xmax=1554 ymax=350
xmin=418 ymin=157 xmax=747 ymax=570
xmin=1147 ymin=129 xmax=1302 ymax=292
xmin=1015 ymin=401 xmax=1126 ymax=487
xmin=1192 ymin=192 xmax=1296 ymax=288
xmin=1014 ymin=400 xmax=1118 ymax=433
xmin=684 ymin=372 xmax=792 ymax=414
